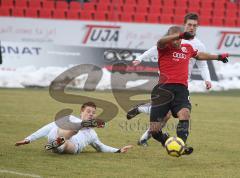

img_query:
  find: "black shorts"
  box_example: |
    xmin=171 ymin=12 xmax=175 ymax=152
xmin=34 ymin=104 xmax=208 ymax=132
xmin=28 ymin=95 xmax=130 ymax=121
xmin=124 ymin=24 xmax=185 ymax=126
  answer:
xmin=150 ymin=83 xmax=191 ymax=122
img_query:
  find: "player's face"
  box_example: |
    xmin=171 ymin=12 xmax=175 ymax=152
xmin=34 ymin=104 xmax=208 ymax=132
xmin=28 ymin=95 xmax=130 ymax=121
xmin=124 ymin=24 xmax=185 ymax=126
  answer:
xmin=184 ymin=19 xmax=198 ymax=36
xmin=81 ymin=106 xmax=96 ymax=120
xmin=172 ymin=38 xmax=181 ymax=48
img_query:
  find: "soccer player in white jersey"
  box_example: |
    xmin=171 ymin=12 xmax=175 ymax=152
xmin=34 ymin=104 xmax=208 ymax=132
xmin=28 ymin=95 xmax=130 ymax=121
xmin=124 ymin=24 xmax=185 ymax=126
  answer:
xmin=129 ymin=13 xmax=212 ymax=146
xmin=15 ymin=102 xmax=133 ymax=154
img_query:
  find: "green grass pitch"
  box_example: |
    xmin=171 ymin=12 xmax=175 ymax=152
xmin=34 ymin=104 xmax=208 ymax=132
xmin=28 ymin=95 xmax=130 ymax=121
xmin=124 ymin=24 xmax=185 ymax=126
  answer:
xmin=0 ymin=88 xmax=240 ymax=178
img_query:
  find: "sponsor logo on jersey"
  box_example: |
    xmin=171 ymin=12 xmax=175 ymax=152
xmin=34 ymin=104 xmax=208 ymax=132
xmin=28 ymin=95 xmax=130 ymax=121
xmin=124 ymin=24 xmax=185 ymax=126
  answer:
xmin=172 ymin=52 xmax=186 ymax=60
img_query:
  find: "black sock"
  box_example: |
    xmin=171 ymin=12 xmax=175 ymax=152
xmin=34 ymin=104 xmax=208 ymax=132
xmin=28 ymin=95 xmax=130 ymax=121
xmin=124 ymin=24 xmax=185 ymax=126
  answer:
xmin=151 ymin=131 xmax=169 ymax=146
xmin=177 ymin=120 xmax=189 ymax=143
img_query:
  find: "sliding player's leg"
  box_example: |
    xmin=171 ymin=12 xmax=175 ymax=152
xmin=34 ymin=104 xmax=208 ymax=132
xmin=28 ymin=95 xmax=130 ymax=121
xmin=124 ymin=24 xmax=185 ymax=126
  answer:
xmin=57 ymin=128 xmax=77 ymax=140
xmin=45 ymin=127 xmax=65 ymax=151
xmin=45 ymin=127 xmax=79 ymax=154
xmin=45 ymin=122 xmax=81 ymax=152
xmin=62 ymin=140 xmax=78 ymax=154
xmin=52 ymin=140 xmax=77 ymax=154
xmin=46 ymin=120 xmax=91 ymax=154
xmin=51 ymin=130 xmax=86 ymax=154
xmin=52 ymin=115 xmax=105 ymax=147
xmin=50 ymin=116 xmax=83 ymax=149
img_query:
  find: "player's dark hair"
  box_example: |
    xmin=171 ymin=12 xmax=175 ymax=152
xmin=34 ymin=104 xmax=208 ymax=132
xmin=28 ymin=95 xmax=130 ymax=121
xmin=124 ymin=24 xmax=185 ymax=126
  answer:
xmin=81 ymin=102 xmax=96 ymax=110
xmin=184 ymin=13 xmax=199 ymax=24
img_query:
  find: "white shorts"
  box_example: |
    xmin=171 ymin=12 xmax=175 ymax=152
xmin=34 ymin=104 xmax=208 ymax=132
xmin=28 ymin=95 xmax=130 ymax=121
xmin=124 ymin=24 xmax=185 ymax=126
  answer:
xmin=68 ymin=134 xmax=85 ymax=154
xmin=47 ymin=127 xmax=82 ymax=154
xmin=47 ymin=126 xmax=58 ymax=143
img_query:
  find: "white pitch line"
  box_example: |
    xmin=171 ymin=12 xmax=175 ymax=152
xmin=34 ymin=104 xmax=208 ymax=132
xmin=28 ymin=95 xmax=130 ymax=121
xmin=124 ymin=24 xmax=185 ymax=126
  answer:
xmin=0 ymin=169 xmax=42 ymax=178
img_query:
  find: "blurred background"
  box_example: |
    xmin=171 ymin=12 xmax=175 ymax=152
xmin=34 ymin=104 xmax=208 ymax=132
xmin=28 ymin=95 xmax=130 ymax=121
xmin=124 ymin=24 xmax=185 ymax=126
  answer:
xmin=0 ymin=0 xmax=239 ymax=92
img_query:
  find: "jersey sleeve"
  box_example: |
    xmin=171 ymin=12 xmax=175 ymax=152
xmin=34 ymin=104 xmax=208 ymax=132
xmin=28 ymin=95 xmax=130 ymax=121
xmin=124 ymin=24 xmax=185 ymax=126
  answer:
xmin=137 ymin=46 xmax=158 ymax=62
xmin=192 ymin=49 xmax=198 ymax=58
xmin=197 ymin=42 xmax=207 ymax=52
xmin=195 ymin=60 xmax=211 ymax=81
xmin=195 ymin=42 xmax=210 ymax=81
xmin=25 ymin=122 xmax=56 ymax=142
xmin=190 ymin=45 xmax=198 ymax=58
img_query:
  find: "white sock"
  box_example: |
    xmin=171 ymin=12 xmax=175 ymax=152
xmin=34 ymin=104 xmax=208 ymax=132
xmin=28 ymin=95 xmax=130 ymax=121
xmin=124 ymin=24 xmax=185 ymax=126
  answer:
xmin=140 ymin=128 xmax=151 ymax=141
xmin=138 ymin=103 xmax=151 ymax=114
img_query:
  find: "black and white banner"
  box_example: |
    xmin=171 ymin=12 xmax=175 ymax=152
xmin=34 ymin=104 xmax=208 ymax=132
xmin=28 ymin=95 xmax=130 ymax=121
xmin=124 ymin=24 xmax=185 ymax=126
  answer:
xmin=0 ymin=41 xmax=218 ymax=81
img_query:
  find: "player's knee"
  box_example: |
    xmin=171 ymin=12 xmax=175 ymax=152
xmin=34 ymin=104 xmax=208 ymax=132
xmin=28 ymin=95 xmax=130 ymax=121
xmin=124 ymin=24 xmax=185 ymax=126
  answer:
xmin=63 ymin=141 xmax=78 ymax=154
xmin=149 ymin=127 xmax=158 ymax=133
xmin=177 ymin=108 xmax=190 ymax=120
xmin=149 ymin=122 xmax=161 ymax=132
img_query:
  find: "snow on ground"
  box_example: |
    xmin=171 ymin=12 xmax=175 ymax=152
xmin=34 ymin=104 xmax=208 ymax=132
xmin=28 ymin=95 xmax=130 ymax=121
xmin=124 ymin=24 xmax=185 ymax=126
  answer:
xmin=0 ymin=63 xmax=240 ymax=92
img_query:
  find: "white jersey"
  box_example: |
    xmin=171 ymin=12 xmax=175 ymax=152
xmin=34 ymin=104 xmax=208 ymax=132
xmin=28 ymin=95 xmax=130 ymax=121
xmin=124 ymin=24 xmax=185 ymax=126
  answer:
xmin=136 ymin=37 xmax=211 ymax=82
xmin=182 ymin=38 xmax=211 ymax=82
xmin=25 ymin=115 xmax=119 ymax=154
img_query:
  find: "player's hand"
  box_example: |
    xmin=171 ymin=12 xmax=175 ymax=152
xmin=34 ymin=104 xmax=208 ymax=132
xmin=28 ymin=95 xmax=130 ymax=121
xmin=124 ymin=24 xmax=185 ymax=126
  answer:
xmin=132 ymin=60 xmax=141 ymax=66
xmin=217 ymin=53 xmax=229 ymax=63
xmin=120 ymin=145 xmax=133 ymax=153
xmin=179 ymin=32 xmax=194 ymax=40
xmin=15 ymin=139 xmax=30 ymax=146
xmin=205 ymin=81 xmax=212 ymax=90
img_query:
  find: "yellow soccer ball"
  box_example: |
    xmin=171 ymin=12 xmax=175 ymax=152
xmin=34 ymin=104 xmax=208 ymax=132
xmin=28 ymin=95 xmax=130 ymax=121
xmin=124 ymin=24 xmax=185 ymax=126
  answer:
xmin=165 ymin=136 xmax=185 ymax=157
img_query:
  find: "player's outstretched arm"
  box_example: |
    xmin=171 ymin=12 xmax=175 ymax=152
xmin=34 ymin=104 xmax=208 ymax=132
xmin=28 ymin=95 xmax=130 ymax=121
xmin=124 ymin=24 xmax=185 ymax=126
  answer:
xmin=91 ymin=135 xmax=133 ymax=153
xmin=132 ymin=46 xmax=158 ymax=66
xmin=205 ymin=81 xmax=212 ymax=90
xmin=196 ymin=52 xmax=229 ymax=63
xmin=157 ymin=34 xmax=179 ymax=48
xmin=15 ymin=122 xmax=56 ymax=146
xmin=195 ymin=61 xmax=212 ymax=90
xmin=15 ymin=139 xmax=30 ymax=146
xmin=157 ymin=32 xmax=194 ymax=49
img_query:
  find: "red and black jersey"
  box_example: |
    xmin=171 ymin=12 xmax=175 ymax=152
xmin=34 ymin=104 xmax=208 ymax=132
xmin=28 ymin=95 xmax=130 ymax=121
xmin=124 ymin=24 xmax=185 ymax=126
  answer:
xmin=157 ymin=43 xmax=198 ymax=86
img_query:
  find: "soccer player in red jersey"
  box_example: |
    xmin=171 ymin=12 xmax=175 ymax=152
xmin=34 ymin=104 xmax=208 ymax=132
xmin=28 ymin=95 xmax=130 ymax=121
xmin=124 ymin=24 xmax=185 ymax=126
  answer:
xmin=149 ymin=26 xmax=228 ymax=155
xmin=128 ymin=13 xmax=213 ymax=147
